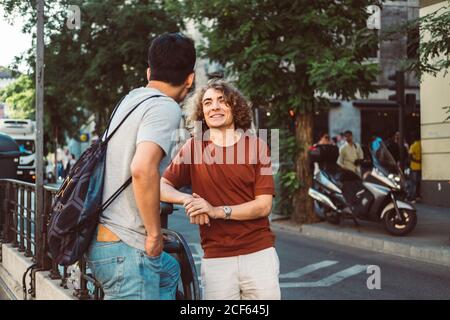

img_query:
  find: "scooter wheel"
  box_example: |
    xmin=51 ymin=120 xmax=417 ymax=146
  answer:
xmin=383 ymin=209 xmax=417 ymax=236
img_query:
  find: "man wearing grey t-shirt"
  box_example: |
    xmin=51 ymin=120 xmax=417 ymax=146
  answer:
xmin=86 ymin=33 xmax=196 ymax=300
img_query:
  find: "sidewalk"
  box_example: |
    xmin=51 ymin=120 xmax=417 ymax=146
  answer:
xmin=271 ymin=203 xmax=450 ymax=267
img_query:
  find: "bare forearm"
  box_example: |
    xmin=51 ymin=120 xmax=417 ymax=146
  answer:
xmin=160 ymin=179 xmax=191 ymax=205
xmin=213 ymin=199 xmax=272 ymax=221
xmin=133 ymin=171 xmax=161 ymax=237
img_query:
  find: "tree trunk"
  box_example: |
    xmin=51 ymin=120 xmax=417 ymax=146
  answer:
xmin=54 ymin=126 xmax=58 ymax=181
xmin=292 ymin=110 xmax=318 ymax=224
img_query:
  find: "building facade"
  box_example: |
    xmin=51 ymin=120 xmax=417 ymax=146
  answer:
xmin=419 ymin=0 xmax=450 ymax=207
xmin=323 ymin=1 xmax=421 ymax=146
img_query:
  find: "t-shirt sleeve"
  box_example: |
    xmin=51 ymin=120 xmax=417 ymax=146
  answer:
xmin=337 ymin=146 xmax=345 ymax=167
xmin=162 ymin=140 xmax=192 ymax=189
xmin=254 ymin=138 xmax=275 ymax=196
xmin=136 ymin=99 xmax=181 ymax=156
xmin=357 ymin=144 xmax=364 ymax=159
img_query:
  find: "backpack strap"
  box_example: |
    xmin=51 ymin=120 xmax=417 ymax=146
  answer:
xmin=101 ymin=177 xmax=132 ymax=211
xmin=103 ymin=94 xmax=163 ymax=143
xmin=100 ymin=94 xmax=163 ymax=212
xmin=103 ymin=95 xmax=126 ymax=140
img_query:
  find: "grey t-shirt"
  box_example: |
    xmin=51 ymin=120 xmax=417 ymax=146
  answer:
xmin=99 ymin=87 xmax=181 ymax=251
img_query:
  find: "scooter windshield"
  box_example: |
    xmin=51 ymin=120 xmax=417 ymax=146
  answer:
xmin=370 ymin=141 xmax=399 ymax=175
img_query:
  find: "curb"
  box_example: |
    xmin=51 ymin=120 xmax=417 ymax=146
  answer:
xmin=271 ymin=221 xmax=450 ymax=268
xmin=0 ymin=264 xmax=19 ymax=300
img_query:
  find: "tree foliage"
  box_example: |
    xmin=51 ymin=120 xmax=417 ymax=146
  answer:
xmin=407 ymin=0 xmax=450 ymax=79
xmin=384 ymin=1 xmax=450 ymax=120
xmin=179 ymin=0 xmax=380 ymax=222
xmin=1 ymin=0 xmax=184 ymax=147
xmin=0 ymin=74 xmax=35 ymax=119
xmin=416 ymin=1 xmax=450 ymax=120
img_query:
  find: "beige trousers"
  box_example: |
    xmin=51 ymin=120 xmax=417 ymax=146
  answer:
xmin=200 ymin=247 xmax=281 ymax=300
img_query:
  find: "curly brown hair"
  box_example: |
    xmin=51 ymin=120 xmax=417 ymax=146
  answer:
xmin=186 ymin=79 xmax=253 ymax=133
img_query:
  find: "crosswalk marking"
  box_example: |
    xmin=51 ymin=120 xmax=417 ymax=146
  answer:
xmin=188 ymin=243 xmax=368 ymax=289
xmin=280 ymin=265 xmax=368 ymax=288
xmin=315 ymin=265 xmax=369 ymax=287
xmin=279 ymin=260 xmax=338 ymax=279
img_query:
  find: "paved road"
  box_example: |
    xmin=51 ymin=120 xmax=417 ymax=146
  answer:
xmin=168 ymin=205 xmax=450 ymax=300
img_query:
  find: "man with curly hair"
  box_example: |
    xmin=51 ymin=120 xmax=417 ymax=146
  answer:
xmin=160 ymin=79 xmax=280 ymax=300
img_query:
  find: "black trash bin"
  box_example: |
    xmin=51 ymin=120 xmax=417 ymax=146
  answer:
xmin=0 ymin=132 xmax=20 ymax=179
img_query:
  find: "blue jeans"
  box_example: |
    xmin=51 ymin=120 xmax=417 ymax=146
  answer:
xmin=86 ymin=238 xmax=180 ymax=300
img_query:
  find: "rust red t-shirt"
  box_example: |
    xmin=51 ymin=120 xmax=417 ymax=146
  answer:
xmin=163 ymin=134 xmax=276 ymax=258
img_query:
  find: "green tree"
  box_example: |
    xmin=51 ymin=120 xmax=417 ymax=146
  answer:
xmin=396 ymin=1 xmax=450 ymax=119
xmin=402 ymin=1 xmax=450 ymax=80
xmin=43 ymin=0 xmax=184 ymax=133
xmin=0 ymin=74 xmax=35 ymax=119
xmin=1 ymin=0 xmax=184 ymax=146
xmin=180 ymin=0 xmax=379 ymax=223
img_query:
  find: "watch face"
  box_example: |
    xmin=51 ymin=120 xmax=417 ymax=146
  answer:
xmin=224 ymin=206 xmax=232 ymax=218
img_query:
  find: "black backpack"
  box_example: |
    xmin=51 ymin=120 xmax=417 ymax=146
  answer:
xmin=47 ymin=94 xmax=162 ymax=266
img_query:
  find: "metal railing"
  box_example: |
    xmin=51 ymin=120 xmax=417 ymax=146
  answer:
xmin=0 ymin=179 xmax=102 ymax=299
xmin=0 ymin=178 xmax=200 ymax=300
xmin=0 ymin=180 xmax=36 ymax=258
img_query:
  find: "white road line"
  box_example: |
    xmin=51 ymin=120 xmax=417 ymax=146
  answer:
xmin=186 ymin=247 xmax=367 ymax=289
xmin=280 ymin=265 xmax=368 ymax=288
xmin=317 ymin=265 xmax=369 ymax=287
xmin=279 ymin=260 xmax=338 ymax=279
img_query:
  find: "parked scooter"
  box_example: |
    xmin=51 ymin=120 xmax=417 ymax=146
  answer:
xmin=308 ymin=142 xmax=417 ymax=236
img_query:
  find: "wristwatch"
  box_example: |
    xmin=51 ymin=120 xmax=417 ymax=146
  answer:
xmin=223 ymin=206 xmax=232 ymax=220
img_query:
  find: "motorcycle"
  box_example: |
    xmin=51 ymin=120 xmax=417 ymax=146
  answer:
xmin=308 ymin=142 xmax=417 ymax=236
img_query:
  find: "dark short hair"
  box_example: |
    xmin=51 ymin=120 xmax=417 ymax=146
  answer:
xmin=319 ymin=132 xmax=329 ymax=139
xmin=148 ymin=33 xmax=196 ymax=86
xmin=344 ymin=130 xmax=353 ymax=136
